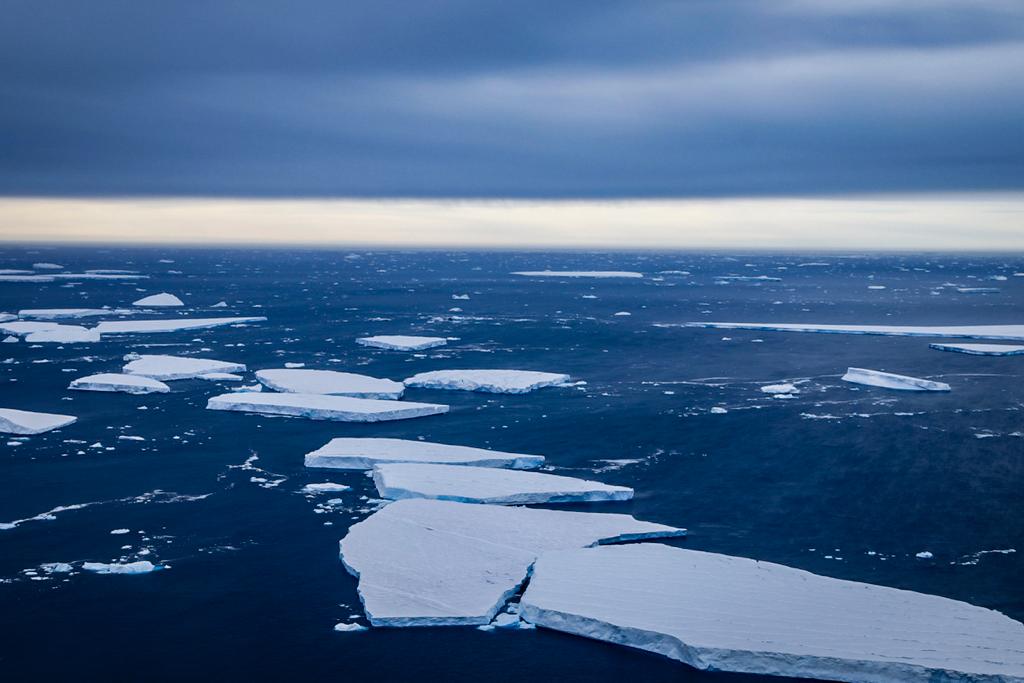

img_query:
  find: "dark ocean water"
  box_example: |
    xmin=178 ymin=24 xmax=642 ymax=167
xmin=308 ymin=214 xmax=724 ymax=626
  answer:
xmin=0 ymin=246 xmax=1021 ymax=682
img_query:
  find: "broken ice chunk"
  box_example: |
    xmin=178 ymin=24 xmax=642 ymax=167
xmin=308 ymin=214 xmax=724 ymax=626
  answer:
xmin=0 ymin=408 xmax=77 ymax=435
xmin=841 ymin=367 xmax=951 ymax=392
xmin=206 ymin=392 xmax=448 ymax=422
xmin=69 ymin=373 xmax=170 ymax=395
xmin=255 ymin=369 xmax=404 ymax=399
xmin=356 ymin=335 xmax=447 ymax=351
xmin=304 ymin=438 xmax=544 ymax=470
xmin=404 ymin=369 xmax=570 ymax=394
xmin=132 ymin=292 xmax=184 ymax=307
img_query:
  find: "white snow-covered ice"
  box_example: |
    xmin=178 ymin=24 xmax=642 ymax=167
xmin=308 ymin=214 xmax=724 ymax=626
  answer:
xmin=24 ymin=325 xmax=101 ymax=343
xmin=404 ymin=369 xmax=570 ymax=394
xmin=679 ymin=322 xmax=1024 ymax=341
xmin=69 ymin=373 xmax=170 ymax=394
xmin=841 ymin=367 xmax=951 ymax=392
xmin=207 ymin=392 xmax=448 ymax=422
xmin=256 ymin=369 xmax=404 ymax=399
xmin=373 ymin=463 xmax=632 ymax=504
xmin=929 ymin=343 xmax=1024 ymax=356
xmin=18 ymin=308 xmax=114 ymax=320
xmin=94 ymin=317 xmax=266 ymax=335
xmin=760 ymin=383 xmax=798 ymax=394
xmin=339 ymin=498 xmax=686 ymax=626
xmin=512 ymin=271 xmax=643 ymax=278
xmin=0 ymin=321 xmax=63 ymax=336
xmin=82 ymin=561 xmax=160 ymax=575
xmin=519 ymin=543 xmax=1024 ymax=683
xmin=356 ymin=335 xmax=448 ymax=351
xmin=305 ymin=437 xmax=544 ymax=470
xmin=132 ymin=292 xmax=184 ymax=306
xmin=0 ymin=408 xmax=77 ymax=434
xmin=123 ymin=354 xmax=246 ymax=380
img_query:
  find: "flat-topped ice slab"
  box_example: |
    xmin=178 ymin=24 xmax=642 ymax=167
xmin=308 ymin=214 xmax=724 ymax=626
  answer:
xmin=94 ymin=317 xmax=266 ymax=335
xmin=132 ymin=292 xmax=184 ymax=307
xmin=123 ymin=354 xmax=246 ymax=380
xmin=930 ymin=343 xmax=1024 ymax=356
xmin=404 ymin=369 xmax=570 ymax=394
xmin=305 ymin=438 xmax=544 ymax=470
xmin=520 ymin=543 xmax=1024 ymax=683
xmin=680 ymin=322 xmax=1024 ymax=341
xmin=0 ymin=408 xmax=77 ymax=435
xmin=24 ymin=325 xmax=101 ymax=343
xmin=207 ymin=392 xmax=448 ymax=422
xmin=256 ymin=369 xmax=404 ymax=399
xmin=0 ymin=321 xmax=63 ymax=336
xmin=842 ymin=367 xmax=950 ymax=392
xmin=512 ymin=271 xmax=643 ymax=279
xmin=373 ymin=463 xmax=632 ymax=504
xmin=18 ymin=308 xmax=116 ymax=320
xmin=69 ymin=373 xmax=170 ymax=395
xmin=339 ymin=499 xmax=685 ymax=627
xmin=357 ymin=335 xmax=448 ymax=351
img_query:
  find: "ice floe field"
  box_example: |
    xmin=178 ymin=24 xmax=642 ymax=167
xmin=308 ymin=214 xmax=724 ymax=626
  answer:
xmin=1 ymin=247 xmax=1023 ymax=681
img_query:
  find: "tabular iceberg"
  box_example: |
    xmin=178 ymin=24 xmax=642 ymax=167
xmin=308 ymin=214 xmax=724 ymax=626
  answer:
xmin=339 ymin=499 xmax=686 ymax=627
xmin=0 ymin=408 xmax=77 ymax=434
xmin=678 ymin=322 xmax=1024 ymax=341
xmin=373 ymin=463 xmax=632 ymax=504
xmin=519 ymin=544 xmax=1024 ymax=683
xmin=255 ymin=369 xmax=404 ymax=399
xmin=356 ymin=335 xmax=448 ymax=351
xmin=304 ymin=437 xmax=544 ymax=470
xmin=94 ymin=317 xmax=266 ymax=335
xmin=404 ymin=369 xmax=570 ymax=394
xmin=69 ymin=373 xmax=170 ymax=394
xmin=132 ymin=292 xmax=184 ymax=306
xmin=0 ymin=321 xmax=63 ymax=336
xmin=24 ymin=325 xmax=102 ymax=343
xmin=18 ymin=308 xmax=113 ymax=320
xmin=842 ymin=367 xmax=951 ymax=392
xmin=929 ymin=343 xmax=1024 ymax=356
xmin=511 ymin=271 xmax=643 ymax=278
xmin=123 ymin=354 xmax=246 ymax=380
xmin=207 ymin=392 xmax=448 ymax=422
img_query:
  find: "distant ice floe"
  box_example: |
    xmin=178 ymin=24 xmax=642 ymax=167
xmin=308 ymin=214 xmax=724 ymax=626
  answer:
xmin=404 ymin=369 xmax=570 ymax=394
xmin=760 ymin=383 xmax=799 ymax=395
xmin=0 ymin=408 xmax=77 ymax=435
xmin=511 ymin=271 xmax=643 ymax=279
xmin=842 ymin=368 xmax=951 ymax=392
xmin=0 ymin=321 xmax=64 ymax=336
xmin=94 ymin=316 xmax=266 ymax=335
xmin=301 ymin=483 xmax=352 ymax=494
xmin=255 ymin=369 xmax=404 ymax=399
xmin=372 ymin=463 xmax=633 ymax=505
xmin=677 ymin=322 xmax=1024 ymax=341
xmin=123 ymin=354 xmax=246 ymax=380
xmin=714 ymin=275 xmax=782 ymax=282
xmin=33 ymin=262 xmax=64 ymax=270
xmin=24 ymin=325 xmax=101 ymax=343
xmin=956 ymin=287 xmax=1000 ymax=294
xmin=305 ymin=437 xmax=544 ymax=470
xmin=929 ymin=343 xmax=1024 ymax=356
xmin=69 ymin=373 xmax=170 ymax=395
xmin=207 ymin=392 xmax=448 ymax=422
xmin=333 ymin=622 xmax=367 ymax=633
xmin=518 ymin=543 xmax=1024 ymax=683
xmin=356 ymin=335 xmax=447 ymax=351
xmin=131 ymin=292 xmax=184 ymax=307
xmin=18 ymin=308 xmax=125 ymax=320
xmin=82 ymin=561 xmax=162 ymax=575
xmin=339 ymin=499 xmax=685 ymax=626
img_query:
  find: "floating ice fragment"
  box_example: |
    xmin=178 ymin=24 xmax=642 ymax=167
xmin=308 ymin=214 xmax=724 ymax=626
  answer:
xmin=356 ymin=335 xmax=447 ymax=351
xmin=123 ymin=354 xmax=245 ymax=380
xmin=82 ymin=561 xmax=161 ymax=574
xmin=305 ymin=437 xmax=544 ymax=470
xmin=132 ymin=293 xmax=184 ymax=306
xmin=512 ymin=271 xmax=643 ymax=278
xmin=929 ymin=343 xmax=1024 ymax=356
xmin=710 ymin=407 xmax=728 ymax=414
xmin=19 ymin=308 xmax=112 ymax=320
xmin=333 ymin=622 xmax=368 ymax=632
xmin=678 ymin=322 xmax=1024 ymax=341
xmin=94 ymin=317 xmax=265 ymax=335
xmin=842 ymin=368 xmax=951 ymax=392
xmin=70 ymin=373 xmax=170 ymax=394
xmin=404 ymin=369 xmax=570 ymax=394
xmin=256 ymin=369 xmax=404 ymax=399
xmin=207 ymin=392 xmax=448 ymax=422
xmin=24 ymin=325 xmax=101 ymax=343
xmin=301 ymin=483 xmax=352 ymax=494
xmin=760 ymin=383 xmax=798 ymax=394
xmin=0 ymin=408 xmax=77 ymax=434
xmin=916 ymin=551 xmax=934 ymax=559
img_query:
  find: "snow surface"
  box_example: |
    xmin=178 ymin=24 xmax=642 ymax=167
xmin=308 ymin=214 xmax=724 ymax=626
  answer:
xmin=760 ymin=383 xmax=798 ymax=394
xmin=123 ymin=354 xmax=246 ymax=380
xmin=18 ymin=308 xmax=113 ymax=319
xmin=301 ymin=483 xmax=351 ymax=494
xmin=338 ymin=499 xmax=686 ymax=626
xmin=373 ymin=463 xmax=633 ymax=504
xmin=519 ymin=543 xmax=1024 ymax=683
xmin=69 ymin=373 xmax=170 ymax=394
xmin=681 ymin=322 xmax=1024 ymax=341
xmin=929 ymin=343 xmax=1024 ymax=356
xmin=94 ymin=317 xmax=266 ymax=335
xmin=305 ymin=437 xmax=545 ymax=470
xmin=404 ymin=369 xmax=570 ymax=394
xmin=356 ymin=335 xmax=448 ymax=351
xmin=0 ymin=408 xmax=77 ymax=435
xmin=256 ymin=369 xmax=404 ymax=399
xmin=0 ymin=321 xmax=62 ymax=336
xmin=82 ymin=561 xmax=160 ymax=575
xmin=24 ymin=325 xmax=101 ymax=343
xmin=132 ymin=292 xmax=184 ymax=306
xmin=207 ymin=392 xmax=448 ymax=422
xmin=842 ymin=367 xmax=951 ymax=392
xmin=512 ymin=271 xmax=643 ymax=278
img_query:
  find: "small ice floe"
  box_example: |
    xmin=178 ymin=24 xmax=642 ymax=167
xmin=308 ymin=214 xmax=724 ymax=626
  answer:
xmin=82 ymin=561 xmax=162 ymax=575
xmin=305 ymin=437 xmax=544 ymax=470
xmin=123 ymin=354 xmax=246 ymax=380
xmin=452 ymin=294 xmax=470 ymax=300
xmin=211 ymin=301 xmax=228 ymax=308
xmin=916 ymin=551 xmax=934 ymax=559
xmin=592 ymin=459 xmax=642 ymax=472
xmin=33 ymin=262 xmax=64 ymax=270
xmin=678 ymin=322 xmax=1024 ymax=341
xmin=333 ymin=622 xmax=368 ymax=633
xmin=110 ymin=528 xmax=130 ymax=535
xmin=230 ymin=383 xmax=262 ymax=392
xmin=511 ymin=271 xmax=643 ymax=278
xmin=759 ymin=383 xmax=799 ymax=395
xmin=284 ymin=362 xmax=305 ymax=368
xmin=841 ymin=368 xmax=951 ymax=392
xmin=613 ymin=311 xmax=631 ymax=316
xmin=2 ymin=336 xmax=17 ymax=343
xmin=255 ymin=369 xmax=404 ymax=399
xmin=40 ymin=562 xmax=73 ymax=574
xmin=956 ymin=287 xmax=1000 ymax=294
xmin=24 ymin=325 xmax=102 ymax=343
xmin=1 ymin=321 xmax=65 ymax=337
xmin=339 ymin=499 xmax=685 ymax=626
xmin=714 ymin=275 xmax=782 ymax=282
xmin=69 ymin=373 xmax=170 ymax=395
xmin=132 ymin=292 xmax=184 ymax=306
xmin=197 ymin=372 xmax=243 ymax=381
xmin=372 ymin=463 xmax=633 ymax=505
xmin=710 ymin=407 xmax=728 ymax=414
xmin=93 ymin=317 xmax=266 ymax=335
xmin=0 ymin=274 xmax=54 ymax=282
xmin=404 ymin=369 xmax=570 ymax=394
xmin=356 ymin=335 xmax=448 ymax=351
xmin=518 ymin=544 xmax=1024 ymax=683
xmin=301 ymin=483 xmax=352 ymax=494
xmin=206 ymin=392 xmax=448 ymax=422
xmin=929 ymin=342 xmax=1024 ymax=356
xmin=0 ymin=408 xmax=77 ymax=435
xmin=18 ymin=308 xmax=111 ymax=320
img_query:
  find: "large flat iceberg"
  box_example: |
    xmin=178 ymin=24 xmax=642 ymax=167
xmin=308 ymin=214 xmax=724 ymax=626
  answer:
xmin=519 ymin=543 xmax=1024 ymax=683
xmin=356 ymin=335 xmax=448 ymax=351
xmin=512 ymin=271 xmax=643 ymax=278
xmin=256 ymin=369 xmax=404 ymax=399
xmin=373 ymin=463 xmax=632 ymax=504
xmin=339 ymin=499 xmax=685 ymax=626
xmin=70 ymin=373 xmax=170 ymax=395
xmin=207 ymin=392 xmax=448 ymax=422
xmin=0 ymin=408 xmax=77 ymax=434
xmin=930 ymin=343 xmax=1024 ymax=356
xmin=94 ymin=317 xmax=266 ymax=335
xmin=679 ymin=322 xmax=1024 ymax=341
xmin=305 ymin=437 xmax=544 ymax=470
xmin=842 ymin=367 xmax=951 ymax=391
xmin=123 ymin=354 xmax=246 ymax=380
xmin=404 ymin=369 xmax=570 ymax=394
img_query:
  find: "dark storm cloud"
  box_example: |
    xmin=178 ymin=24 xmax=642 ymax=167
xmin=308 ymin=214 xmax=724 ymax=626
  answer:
xmin=1 ymin=0 xmax=1023 ymax=197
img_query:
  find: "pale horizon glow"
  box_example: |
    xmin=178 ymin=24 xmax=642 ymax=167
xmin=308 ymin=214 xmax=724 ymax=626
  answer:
xmin=1 ymin=194 xmax=1022 ymax=251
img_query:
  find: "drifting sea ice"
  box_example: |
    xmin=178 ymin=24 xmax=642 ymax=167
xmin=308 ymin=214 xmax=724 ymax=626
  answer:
xmin=338 ymin=498 xmax=686 ymax=626
xmin=0 ymin=408 xmax=77 ymax=435
xmin=82 ymin=561 xmax=161 ymax=575
xmin=301 ymin=483 xmax=352 ymax=494
xmin=123 ymin=354 xmax=246 ymax=380
xmin=841 ymin=368 xmax=951 ymax=392
xmin=18 ymin=308 xmax=117 ymax=320
xmin=132 ymin=292 xmax=185 ymax=306
xmin=519 ymin=543 xmax=1024 ymax=683
xmin=404 ymin=369 xmax=570 ymax=394
xmin=511 ymin=271 xmax=643 ymax=278
xmin=24 ymin=325 xmax=101 ymax=343
xmin=93 ymin=317 xmax=266 ymax=335
xmin=304 ymin=437 xmax=545 ymax=470
xmin=372 ymin=463 xmax=633 ymax=505
xmin=356 ymin=335 xmax=448 ymax=351
xmin=679 ymin=322 xmax=1024 ymax=341
xmin=255 ymin=369 xmax=404 ymax=399
xmin=760 ymin=383 xmax=799 ymax=394
xmin=69 ymin=373 xmax=170 ymax=395
xmin=207 ymin=392 xmax=448 ymax=422
xmin=929 ymin=343 xmax=1024 ymax=356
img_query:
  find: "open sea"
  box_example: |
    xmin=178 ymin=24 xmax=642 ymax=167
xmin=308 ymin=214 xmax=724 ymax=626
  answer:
xmin=1 ymin=246 xmax=1021 ymax=681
